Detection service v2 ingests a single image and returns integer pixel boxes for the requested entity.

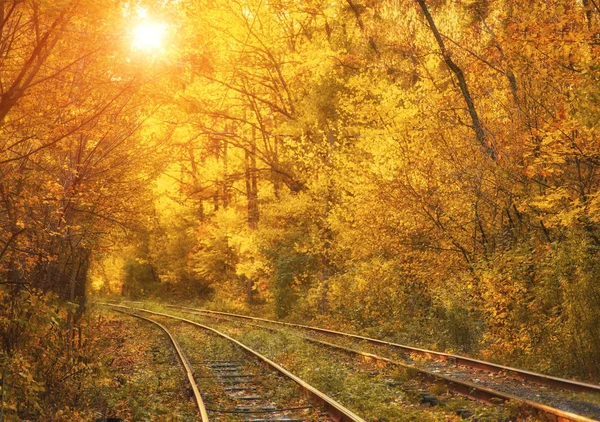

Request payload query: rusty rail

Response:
[106,304,366,422]
[168,305,600,395]
[107,306,209,422]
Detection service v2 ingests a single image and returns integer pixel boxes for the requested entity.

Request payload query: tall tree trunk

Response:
[244,128,260,304]
[415,0,496,161]
[222,134,229,208]
[319,129,335,314]
[245,150,255,229]
[272,135,281,199]
[212,135,220,211]
[250,129,259,228]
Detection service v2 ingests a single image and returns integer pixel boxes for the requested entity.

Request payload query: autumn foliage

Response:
[2,0,600,418]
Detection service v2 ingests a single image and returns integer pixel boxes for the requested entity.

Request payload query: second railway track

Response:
[159,303,600,422]
[167,306,600,394]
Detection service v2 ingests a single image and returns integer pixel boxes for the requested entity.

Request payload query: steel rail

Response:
[167,305,600,396]
[192,311,600,422]
[109,304,367,422]
[107,306,209,422]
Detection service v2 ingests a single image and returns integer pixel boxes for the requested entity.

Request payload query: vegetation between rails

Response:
[153,317,327,421]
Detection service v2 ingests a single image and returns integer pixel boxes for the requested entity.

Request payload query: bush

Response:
[0,287,105,421]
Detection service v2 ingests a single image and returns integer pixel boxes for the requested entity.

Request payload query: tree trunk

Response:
[222,134,229,208]
[415,0,496,161]
[272,136,281,199]
[319,129,335,314]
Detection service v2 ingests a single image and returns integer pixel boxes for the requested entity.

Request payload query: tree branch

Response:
[415,0,496,161]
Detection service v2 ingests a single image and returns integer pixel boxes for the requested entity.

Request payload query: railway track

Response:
[110,308,210,421]
[162,304,600,422]
[102,303,366,422]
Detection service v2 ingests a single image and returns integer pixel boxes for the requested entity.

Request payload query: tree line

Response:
[123,0,600,378]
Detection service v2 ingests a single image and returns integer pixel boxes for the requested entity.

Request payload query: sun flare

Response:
[132,20,167,51]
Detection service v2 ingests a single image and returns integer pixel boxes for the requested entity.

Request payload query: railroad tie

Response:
[225,386,257,392]
[455,409,473,419]
[207,363,243,368]
[208,405,311,414]
[237,396,261,400]
[209,364,242,367]
[243,419,305,422]
[420,394,439,406]
[198,373,255,378]
[214,379,255,384]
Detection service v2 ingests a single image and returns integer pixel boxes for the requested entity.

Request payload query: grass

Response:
[91,311,198,421]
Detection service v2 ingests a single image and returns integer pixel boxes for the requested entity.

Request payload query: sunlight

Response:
[132,19,167,51]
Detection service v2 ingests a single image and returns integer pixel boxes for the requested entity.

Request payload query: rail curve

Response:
[105,304,366,422]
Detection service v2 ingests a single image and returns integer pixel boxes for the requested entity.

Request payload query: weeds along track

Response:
[165,304,600,422]
[103,304,365,422]
[109,308,209,421]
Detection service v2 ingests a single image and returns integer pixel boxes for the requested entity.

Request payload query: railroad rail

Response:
[164,304,600,422]
[111,308,209,421]
[102,303,366,422]
[168,305,600,395]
